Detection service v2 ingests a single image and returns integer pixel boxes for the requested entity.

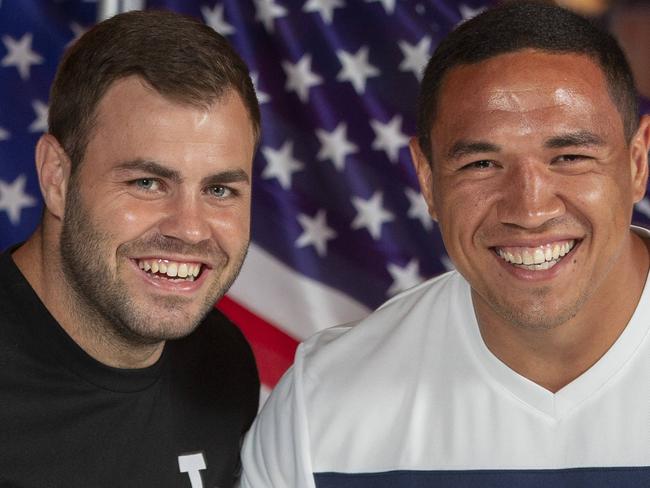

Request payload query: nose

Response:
[496,162,565,229]
[158,192,212,245]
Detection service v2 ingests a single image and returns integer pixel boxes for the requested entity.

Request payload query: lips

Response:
[494,239,577,271]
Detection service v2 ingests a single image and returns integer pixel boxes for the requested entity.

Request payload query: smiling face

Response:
[412,50,648,331]
[59,77,255,343]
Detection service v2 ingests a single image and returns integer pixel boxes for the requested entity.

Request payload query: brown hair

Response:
[48,9,260,172]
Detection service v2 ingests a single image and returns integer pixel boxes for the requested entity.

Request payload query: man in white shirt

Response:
[242,2,650,486]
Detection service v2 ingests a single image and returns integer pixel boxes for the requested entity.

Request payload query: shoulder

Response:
[244,270,472,479]
[299,270,466,370]
[287,270,469,405]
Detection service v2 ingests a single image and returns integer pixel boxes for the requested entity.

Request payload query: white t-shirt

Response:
[242,230,650,487]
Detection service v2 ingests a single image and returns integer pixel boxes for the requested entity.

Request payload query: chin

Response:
[112,300,211,344]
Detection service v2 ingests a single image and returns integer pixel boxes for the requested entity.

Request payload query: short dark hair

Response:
[49,9,260,172]
[416,1,639,161]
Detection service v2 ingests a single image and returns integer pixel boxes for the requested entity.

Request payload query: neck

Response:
[12,224,164,369]
[473,230,650,393]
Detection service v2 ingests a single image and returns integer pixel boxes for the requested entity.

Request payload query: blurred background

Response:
[1,0,648,399]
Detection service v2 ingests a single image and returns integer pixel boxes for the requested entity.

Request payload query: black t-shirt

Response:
[0,250,259,487]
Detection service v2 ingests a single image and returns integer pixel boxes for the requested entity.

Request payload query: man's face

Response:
[59,77,255,343]
[413,50,647,330]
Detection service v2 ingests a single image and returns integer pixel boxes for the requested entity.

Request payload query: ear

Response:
[630,115,650,203]
[409,136,438,222]
[35,134,71,220]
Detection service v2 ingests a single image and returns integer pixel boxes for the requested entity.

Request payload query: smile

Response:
[136,258,203,281]
[494,240,576,271]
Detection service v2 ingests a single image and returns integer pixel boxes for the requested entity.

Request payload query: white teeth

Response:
[136,259,203,281]
[522,252,534,265]
[496,240,576,270]
[552,245,560,260]
[544,247,553,262]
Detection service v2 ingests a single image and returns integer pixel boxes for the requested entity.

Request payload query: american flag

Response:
[2,0,649,401]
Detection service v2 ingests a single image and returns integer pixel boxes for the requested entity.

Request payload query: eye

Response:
[553,154,591,164]
[460,160,496,170]
[208,185,235,198]
[133,178,161,191]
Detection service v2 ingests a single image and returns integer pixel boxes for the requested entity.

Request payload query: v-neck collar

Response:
[458,227,650,420]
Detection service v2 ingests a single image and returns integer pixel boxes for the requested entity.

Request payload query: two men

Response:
[242,2,650,486]
[1,10,259,487]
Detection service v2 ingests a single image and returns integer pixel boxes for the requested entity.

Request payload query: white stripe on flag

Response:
[228,243,371,340]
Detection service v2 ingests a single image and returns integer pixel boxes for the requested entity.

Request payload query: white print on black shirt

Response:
[178,452,207,488]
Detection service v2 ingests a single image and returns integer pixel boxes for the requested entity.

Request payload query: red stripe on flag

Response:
[217,296,299,387]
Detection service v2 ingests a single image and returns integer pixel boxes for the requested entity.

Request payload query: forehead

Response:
[431,50,624,143]
[83,76,255,171]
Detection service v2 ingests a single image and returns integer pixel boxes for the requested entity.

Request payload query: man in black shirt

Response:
[0,10,260,487]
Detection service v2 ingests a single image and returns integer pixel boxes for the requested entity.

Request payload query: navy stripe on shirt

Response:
[314,466,650,487]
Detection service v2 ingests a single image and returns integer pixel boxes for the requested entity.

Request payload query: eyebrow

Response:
[115,160,181,182]
[114,159,250,186]
[201,169,250,187]
[544,131,605,149]
[447,140,501,160]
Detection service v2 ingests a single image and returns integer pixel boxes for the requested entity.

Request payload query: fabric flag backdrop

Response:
[1,0,649,401]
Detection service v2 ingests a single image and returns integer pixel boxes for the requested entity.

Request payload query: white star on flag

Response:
[1,33,44,81]
[351,191,394,240]
[282,54,323,103]
[251,72,271,104]
[254,0,288,32]
[399,36,431,81]
[0,127,9,141]
[201,3,235,35]
[303,0,345,24]
[261,141,304,190]
[28,100,48,133]
[387,259,424,296]
[68,22,88,46]
[296,209,337,257]
[316,122,358,171]
[405,187,433,230]
[0,175,37,225]
[459,3,486,21]
[365,0,396,14]
[336,46,380,95]
[370,115,409,163]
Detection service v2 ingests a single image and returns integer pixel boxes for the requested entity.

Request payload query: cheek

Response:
[208,206,251,245]
[436,181,494,234]
[94,199,163,241]
[568,174,632,225]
